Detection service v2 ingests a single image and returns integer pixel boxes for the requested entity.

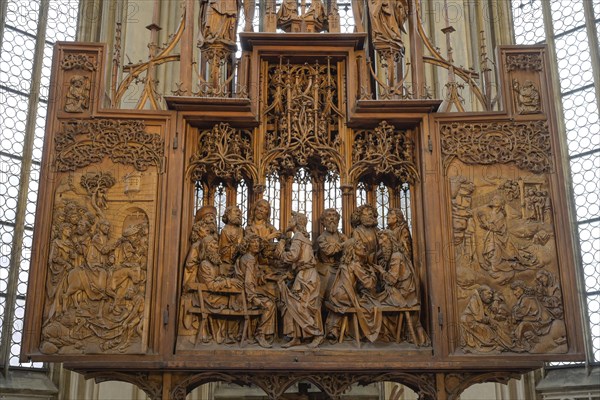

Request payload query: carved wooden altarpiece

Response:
[22,1,584,399]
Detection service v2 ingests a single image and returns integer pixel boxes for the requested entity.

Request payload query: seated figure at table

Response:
[375,230,429,346]
[326,238,381,343]
[197,236,243,344]
[237,234,276,348]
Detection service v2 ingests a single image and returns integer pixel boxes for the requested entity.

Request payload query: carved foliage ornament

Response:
[505,53,543,72]
[189,122,256,183]
[351,121,419,184]
[61,54,97,71]
[54,119,164,172]
[440,120,552,174]
[263,61,344,176]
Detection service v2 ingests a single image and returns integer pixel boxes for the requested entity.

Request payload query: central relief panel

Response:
[174,54,430,355]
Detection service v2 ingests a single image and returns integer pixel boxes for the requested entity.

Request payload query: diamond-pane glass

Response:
[236,179,249,227]
[376,183,389,230]
[291,168,313,237]
[265,173,281,231]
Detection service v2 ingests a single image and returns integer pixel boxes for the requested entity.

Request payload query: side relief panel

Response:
[40,119,164,355]
[441,120,567,355]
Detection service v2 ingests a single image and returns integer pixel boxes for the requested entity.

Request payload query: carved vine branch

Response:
[54,119,164,172]
[440,120,552,174]
[350,121,419,185]
[188,122,256,183]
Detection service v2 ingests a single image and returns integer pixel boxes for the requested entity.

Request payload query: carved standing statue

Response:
[198,0,242,47]
[277,0,299,30]
[276,211,324,348]
[315,208,347,300]
[368,0,409,50]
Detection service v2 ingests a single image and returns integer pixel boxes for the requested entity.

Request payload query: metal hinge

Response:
[437,307,443,327]
[163,306,169,325]
[173,132,179,149]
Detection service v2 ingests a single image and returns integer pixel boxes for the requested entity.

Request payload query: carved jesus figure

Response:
[219,205,244,274]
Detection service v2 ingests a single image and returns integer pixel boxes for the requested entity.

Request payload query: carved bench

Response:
[188,282,262,347]
[325,301,421,348]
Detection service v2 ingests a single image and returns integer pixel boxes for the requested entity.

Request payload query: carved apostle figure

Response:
[277,0,299,26]
[237,234,276,348]
[304,0,327,31]
[198,0,241,47]
[179,221,205,335]
[376,230,429,345]
[510,280,554,351]
[368,0,408,49]
[46,223,77,319]
[197,236,243,344]
[460,285,512,353]
[315,208,347,300]
[351,204,379,264]
[387,208,412,261]
[326,239,381,343]
[219,205,244,274]
[194,205,219,241]
[276,211,323,348]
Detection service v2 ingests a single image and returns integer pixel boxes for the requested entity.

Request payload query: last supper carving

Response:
[21,1,584,399]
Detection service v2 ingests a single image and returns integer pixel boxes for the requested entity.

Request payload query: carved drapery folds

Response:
[262,60,344,177]
[189,122,256,183]
[442,121,567,355]
[440,121,552,174]
[351,121,418,185]
[54,119,165,172]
